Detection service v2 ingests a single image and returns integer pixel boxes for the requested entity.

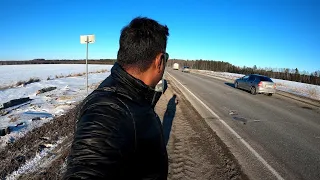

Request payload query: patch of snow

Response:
[5,137,65,180]
[0,117,52,149]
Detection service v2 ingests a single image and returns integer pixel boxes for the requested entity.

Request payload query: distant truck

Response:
[173,63,179,70]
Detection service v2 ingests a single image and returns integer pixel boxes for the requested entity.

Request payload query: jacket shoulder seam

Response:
[116,97,137,153]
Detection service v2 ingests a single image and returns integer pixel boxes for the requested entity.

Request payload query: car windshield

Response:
[259,76,273,82]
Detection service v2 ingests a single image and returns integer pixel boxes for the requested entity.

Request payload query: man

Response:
[63,17,170,179]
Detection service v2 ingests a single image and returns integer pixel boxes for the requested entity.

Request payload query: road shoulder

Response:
[156,77,248,180]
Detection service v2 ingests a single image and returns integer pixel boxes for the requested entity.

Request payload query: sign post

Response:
[80,35,95,94]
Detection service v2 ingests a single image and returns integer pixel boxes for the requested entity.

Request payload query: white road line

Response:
[167,72,285,180]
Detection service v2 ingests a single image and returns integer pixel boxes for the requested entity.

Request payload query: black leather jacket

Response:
[63,63,168,180]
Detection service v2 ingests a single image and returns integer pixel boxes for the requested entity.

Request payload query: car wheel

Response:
[235,82,238,89]
[268,93,273,96]
[250,86,257,95]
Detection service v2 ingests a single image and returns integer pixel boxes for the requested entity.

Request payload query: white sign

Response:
[80,35,95,44]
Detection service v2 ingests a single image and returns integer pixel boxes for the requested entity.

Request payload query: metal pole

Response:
[86,37,89,94]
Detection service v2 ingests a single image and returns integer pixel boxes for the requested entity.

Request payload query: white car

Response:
[182,66,190,73]
[234,74,276,96]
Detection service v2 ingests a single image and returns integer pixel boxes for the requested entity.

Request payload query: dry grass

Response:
[53,69,108,80]
[276,83,285,87]
[16,81,24,86]
[307,85,318,99]
[89,81,103,89]
[94,69,108,73]
[0,85,12,90]
[74,72,85,77]
[16,78,40,87]
[9,116,19,123]
[55,75,65,79]
[1,78,40,90]
[57,96,73,100]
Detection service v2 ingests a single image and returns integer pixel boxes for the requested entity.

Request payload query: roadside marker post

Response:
[80,34,95,94]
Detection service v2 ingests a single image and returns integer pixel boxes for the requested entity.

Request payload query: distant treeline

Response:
[1,58,319,85]
[0,59,116,65]
[168,59,320,85]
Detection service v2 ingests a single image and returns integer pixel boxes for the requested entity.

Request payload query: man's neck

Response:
[126,68,154,88]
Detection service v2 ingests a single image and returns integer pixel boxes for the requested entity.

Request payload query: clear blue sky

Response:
[1,0,319,73]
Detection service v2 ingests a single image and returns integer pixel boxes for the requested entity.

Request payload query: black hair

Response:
[117,17,169,72]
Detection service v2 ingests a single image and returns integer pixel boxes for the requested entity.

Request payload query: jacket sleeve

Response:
[63,102,135,179]
[151,79,168,108]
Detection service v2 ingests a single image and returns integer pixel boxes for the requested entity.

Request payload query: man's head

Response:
[117,17,169,88]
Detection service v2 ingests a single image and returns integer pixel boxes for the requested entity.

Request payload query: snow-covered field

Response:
[0,64,112,148]
[0,64,109,88]
[196,70,320,101]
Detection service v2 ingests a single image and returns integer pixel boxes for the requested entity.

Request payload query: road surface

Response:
[167,69,320,180]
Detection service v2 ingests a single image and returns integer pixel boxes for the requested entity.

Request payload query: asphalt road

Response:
[167,69,320,180]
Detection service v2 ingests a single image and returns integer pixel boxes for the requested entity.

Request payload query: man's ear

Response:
[154,53,163,73]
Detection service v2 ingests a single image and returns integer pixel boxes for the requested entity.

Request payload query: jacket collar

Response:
[110,62,156,105]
